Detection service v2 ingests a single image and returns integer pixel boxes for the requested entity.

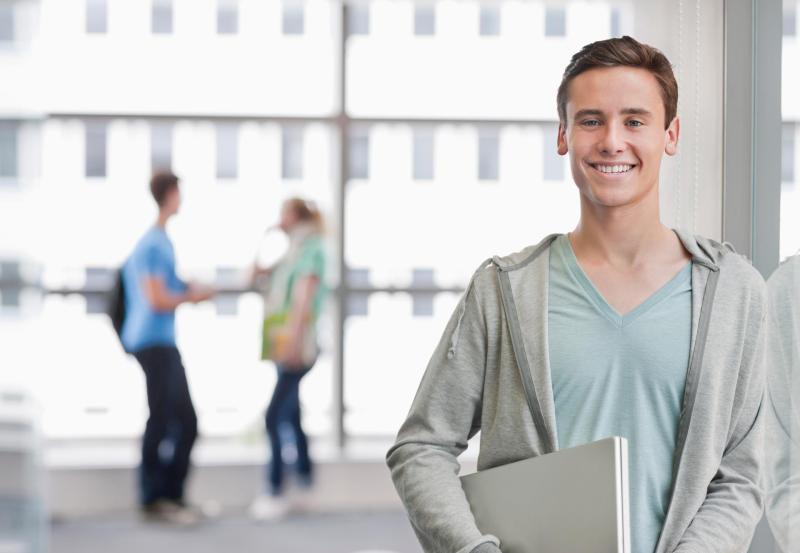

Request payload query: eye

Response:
[581,119,601,127]
[627,120,644,127]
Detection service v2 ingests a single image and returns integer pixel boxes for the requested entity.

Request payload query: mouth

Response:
[587,162,637,175]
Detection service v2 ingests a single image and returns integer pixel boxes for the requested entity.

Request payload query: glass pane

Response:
[414,4,435,36]
[610,8,621,37]
[347,2,623,119]
[785,3,797,36]
[282,2,305,35]
[1,288,21,308]
[150,121,172,173]
[1,120,338,441]
[347,3,370,36]
[152,0,173,34]
[344,292,460,436]
[478,128,499,181]
[0,122,17,179]
[215,123,238,179]
[217,1,238,34]
[480,4,501,36]
[80,3,337,117]
[782,4,800,257]
[85,121,106,178]
[0,4,13,42]
[412,128,434,180]
[544,6,567,37]
[783,123,796,183]
[347,268,371,287]
[345,122,580,291]
[542,123,564,181]
[349,131,369,180]
[281,126,304,180]
[2,294,334,440]
[86,0,107,34]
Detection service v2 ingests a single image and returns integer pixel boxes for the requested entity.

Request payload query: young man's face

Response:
[557,66,679,209]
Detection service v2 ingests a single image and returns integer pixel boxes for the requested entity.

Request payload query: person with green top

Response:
[249,197,327,521]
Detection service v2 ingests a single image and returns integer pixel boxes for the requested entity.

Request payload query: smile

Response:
[589,163,636,174]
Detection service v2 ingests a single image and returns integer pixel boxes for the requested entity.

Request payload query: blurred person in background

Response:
[121,171,215,524]
[249,197,328,521]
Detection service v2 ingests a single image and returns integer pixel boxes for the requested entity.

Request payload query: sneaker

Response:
[295,471,314,489]
[289,484,317,514]
[140,499,201,526]
[167,499,221,520]
[249,494,290,522]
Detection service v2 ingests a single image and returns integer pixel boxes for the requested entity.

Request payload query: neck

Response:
[570,184,671,267]
[156,211,171,228]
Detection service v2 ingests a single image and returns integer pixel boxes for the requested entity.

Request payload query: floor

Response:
[50,509,422,553]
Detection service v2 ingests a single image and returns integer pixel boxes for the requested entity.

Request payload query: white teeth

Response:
[594,164,632,174]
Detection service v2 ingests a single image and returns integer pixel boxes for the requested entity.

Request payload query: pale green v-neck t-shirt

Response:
[548,234,692,553]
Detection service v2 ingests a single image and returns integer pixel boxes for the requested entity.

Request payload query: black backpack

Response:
[106,267,127,345]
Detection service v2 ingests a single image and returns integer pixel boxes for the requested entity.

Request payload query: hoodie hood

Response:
[448,229,732,360]
[490,229,729,273]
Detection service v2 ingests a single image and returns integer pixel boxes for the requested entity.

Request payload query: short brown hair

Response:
[557,36,678,129]
[150,171,179,207]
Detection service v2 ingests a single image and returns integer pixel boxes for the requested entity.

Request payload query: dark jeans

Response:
[266,364,312,495]
[133,345,198,506]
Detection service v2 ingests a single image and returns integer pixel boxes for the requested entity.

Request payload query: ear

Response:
[557,122,568,156]
[664,116,680,156]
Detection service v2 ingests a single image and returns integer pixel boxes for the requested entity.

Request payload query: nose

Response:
[598,122,626,155]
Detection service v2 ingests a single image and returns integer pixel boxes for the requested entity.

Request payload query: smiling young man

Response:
[387,37,767,553]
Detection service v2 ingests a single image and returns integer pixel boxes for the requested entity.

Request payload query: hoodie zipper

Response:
[656,261,720,552]
[497,265,556,454]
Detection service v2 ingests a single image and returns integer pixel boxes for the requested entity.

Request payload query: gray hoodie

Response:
[386,231,767,553]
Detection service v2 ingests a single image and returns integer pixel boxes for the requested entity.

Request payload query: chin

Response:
[578,181,640,208]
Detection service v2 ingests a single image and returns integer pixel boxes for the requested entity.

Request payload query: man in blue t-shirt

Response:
[122,171,214,523]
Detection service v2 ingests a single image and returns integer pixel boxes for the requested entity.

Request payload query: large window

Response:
[0,0,726,449]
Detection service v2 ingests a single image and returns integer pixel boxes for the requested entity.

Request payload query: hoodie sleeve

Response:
[385,269,501,553]
[673,294,767,553]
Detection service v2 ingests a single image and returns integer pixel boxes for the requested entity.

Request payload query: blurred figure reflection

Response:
[765,252,800,553]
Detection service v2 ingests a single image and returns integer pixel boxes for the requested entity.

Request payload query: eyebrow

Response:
[573,108,654,119]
